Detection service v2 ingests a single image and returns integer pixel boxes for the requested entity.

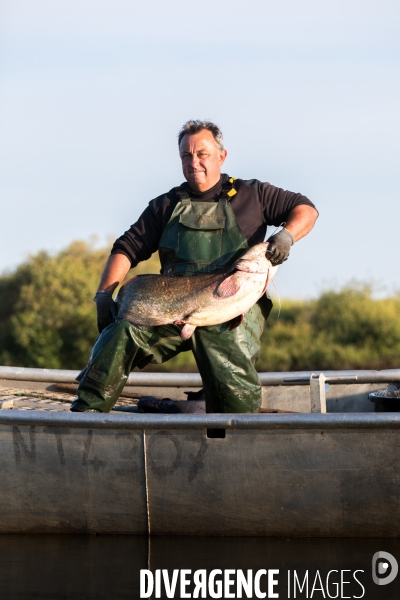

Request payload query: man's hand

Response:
[94,291,118,333]
[94,253,131,332]
[266,229,294,265]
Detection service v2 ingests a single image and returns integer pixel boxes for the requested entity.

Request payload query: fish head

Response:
[233,243,274,275]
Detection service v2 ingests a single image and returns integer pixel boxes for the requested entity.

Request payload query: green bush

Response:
[0,242,106,368]
[258,286,400,371]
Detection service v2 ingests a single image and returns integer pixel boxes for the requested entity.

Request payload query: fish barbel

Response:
[117,242,277,340]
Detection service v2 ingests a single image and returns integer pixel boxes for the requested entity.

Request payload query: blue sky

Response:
[1,0,399,298]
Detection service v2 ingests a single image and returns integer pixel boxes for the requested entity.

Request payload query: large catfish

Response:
[117,242,277,340]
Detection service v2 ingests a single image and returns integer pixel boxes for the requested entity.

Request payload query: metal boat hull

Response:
[1,410,399,537]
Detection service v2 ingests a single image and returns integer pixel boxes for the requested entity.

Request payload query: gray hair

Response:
[177,120,224,150]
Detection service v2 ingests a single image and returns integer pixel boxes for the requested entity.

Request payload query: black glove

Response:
[266,229,294,265]
[94,291,118,333]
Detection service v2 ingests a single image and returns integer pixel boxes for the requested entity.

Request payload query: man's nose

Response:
[190,154,200,168]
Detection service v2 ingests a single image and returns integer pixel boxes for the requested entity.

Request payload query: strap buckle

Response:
[222,176,237,199]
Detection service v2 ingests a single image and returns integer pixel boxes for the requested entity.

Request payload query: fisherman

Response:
[71,120,318,413]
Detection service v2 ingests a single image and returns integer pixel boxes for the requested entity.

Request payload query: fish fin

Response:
[215,275,240,298]
[228,314,244,330]
[180,323,197,340]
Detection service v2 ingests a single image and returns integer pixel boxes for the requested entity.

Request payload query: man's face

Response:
[179,130,227,192]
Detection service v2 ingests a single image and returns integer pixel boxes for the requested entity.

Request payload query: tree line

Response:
[0,241,399,372]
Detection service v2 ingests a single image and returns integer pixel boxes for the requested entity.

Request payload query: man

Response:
[71,120,318,414]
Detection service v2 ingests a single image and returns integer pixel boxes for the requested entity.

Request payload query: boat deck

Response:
[0,387,138,412]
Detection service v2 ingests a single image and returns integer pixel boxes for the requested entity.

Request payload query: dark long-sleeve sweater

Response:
[111,174,316,267]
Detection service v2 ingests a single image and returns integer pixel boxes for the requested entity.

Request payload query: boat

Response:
[0,366,399,537]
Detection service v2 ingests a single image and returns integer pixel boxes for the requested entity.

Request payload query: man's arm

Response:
[93,190,176,332]
[283,204,319,242]
[267,204,318,265]
[97,253,132,293]
[94,253,132,332]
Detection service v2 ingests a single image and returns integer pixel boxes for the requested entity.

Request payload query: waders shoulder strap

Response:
[222,176,238,199]
[174,183,191,204]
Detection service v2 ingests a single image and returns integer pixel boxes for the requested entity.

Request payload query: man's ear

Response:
[219,149,228,165]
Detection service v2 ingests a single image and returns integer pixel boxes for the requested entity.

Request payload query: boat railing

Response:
[1,366,400,413]
[1,365,400,385]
